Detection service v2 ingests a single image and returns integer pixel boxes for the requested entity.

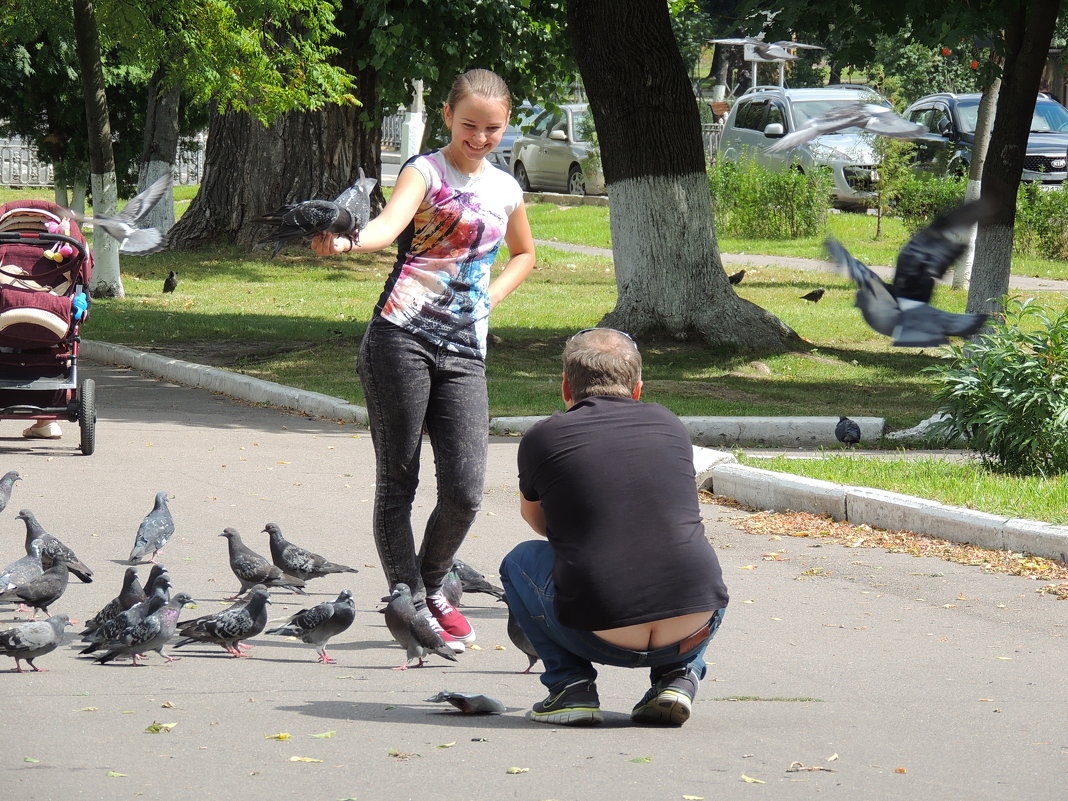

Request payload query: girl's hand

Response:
[311,232,349,256]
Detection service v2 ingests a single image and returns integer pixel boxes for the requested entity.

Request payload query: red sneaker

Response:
[424,610,465,654]
[427,592,476,643]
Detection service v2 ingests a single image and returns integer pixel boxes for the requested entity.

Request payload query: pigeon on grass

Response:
[800,287,826,303]
[728,269,746,285]
[0,614,71,672]
[263,523,359,582]
[129,492,176,564]
[174,585,271,656]
[767,103,926,153]
[17,509,93,583]
[383,583,458,670]
[266,589,355,664]
[0,470,21,513]
[0,561,69,619]
[66,174,170,255]
[220,528,307,599]
[162,270,178,293]
[835,416,862,447]
[93,593,195,666]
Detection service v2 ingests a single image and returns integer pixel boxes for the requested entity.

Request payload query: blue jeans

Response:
[500,539,725,691]
[358,318,488,603]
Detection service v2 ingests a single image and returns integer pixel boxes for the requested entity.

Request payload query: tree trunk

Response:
[567,0,799,349]
[72,0,122,297]
[955,77,1000,290]
[139,69,182,233]
[969,0,1061,314]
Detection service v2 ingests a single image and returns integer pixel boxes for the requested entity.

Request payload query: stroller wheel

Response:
[78,378,96,455]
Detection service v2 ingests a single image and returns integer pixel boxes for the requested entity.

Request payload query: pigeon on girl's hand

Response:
[265,589,355,664]
[17,509,93,583]
[767,103,926,153]
[129,491,175,564]
[174,585,271,656]
[0,614,71,672]
[835,416,862,447]
[0,470,21,513]
[67,174,170,255]
[263,523,358,582]
[220,528,306,599]
[383,583,458,670]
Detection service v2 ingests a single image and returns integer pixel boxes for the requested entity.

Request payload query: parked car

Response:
[903,92,1068,186]
[717,85,891,208]
[510,103,606,195]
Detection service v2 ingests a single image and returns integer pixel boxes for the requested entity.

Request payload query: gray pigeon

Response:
[835,416,862,446]
[263,523,359,582]
[766,103,927,153]
[503,596,540,674]
[220,528,307,599]
[93,592,195,666]
[425,691,506,714]
[174,585,271,656]
[129,491,175,564]
[442,568,463,607]
[710,36,823,62]
[266,589,355,664]
[81,567,146,638]
[253,168,377,257]
[452,559,505,600]
[143,564,170,597]
[0,470,21,513]
[17,509,93,583]
[0,560,69,619]
[0,613,71,672]
[80,575,172,651]
[67,174,170,255]
[0,537,44,594]
[162,270,178,293]
[383,582,458,670]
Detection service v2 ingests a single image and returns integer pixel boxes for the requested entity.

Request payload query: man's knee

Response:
[501,539,550,580]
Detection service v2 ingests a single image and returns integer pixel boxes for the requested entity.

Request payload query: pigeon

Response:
[451,559,505,601]
[253,168,377,257]
[800,287,826,303]
[162,270,178,293]
[0,537,44,594]
[0,560,69,619]
[711,36,823,62]
[143,564,170,598]
[425,691,506,714]
[0,614,72,672]
[442,568,463,607]
[66,174,170,255]
[80,575,172,650]
[129,491,175,564]
[835,416,862,447]
[263,523,359,582]
[17,509,93,583]
[766,103,927,153]
[174,585,271,656]
[93,592,195,665]
[728,269,746,285]
[382,582,458,670]
[0,470,21,513]
[219,528,307,599]
[265,589,355,664]
[503,596,540,674]
[80,566,146,637]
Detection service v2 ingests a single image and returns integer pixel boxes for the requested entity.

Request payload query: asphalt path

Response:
[0,360,1064,800]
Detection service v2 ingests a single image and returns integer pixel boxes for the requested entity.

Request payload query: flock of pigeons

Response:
[0,471,532,674]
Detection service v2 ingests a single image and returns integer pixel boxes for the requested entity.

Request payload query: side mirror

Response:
[763,122,785,138]
[937,119,954,137]
[549,129,568,142]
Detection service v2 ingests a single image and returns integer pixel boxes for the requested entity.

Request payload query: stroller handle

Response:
[0,231,89,262]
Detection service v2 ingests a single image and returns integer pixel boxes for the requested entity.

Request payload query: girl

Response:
[312,68,534,651]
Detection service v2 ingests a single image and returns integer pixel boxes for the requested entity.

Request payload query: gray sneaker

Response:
[630,668,698,726]
[529,678,603,726]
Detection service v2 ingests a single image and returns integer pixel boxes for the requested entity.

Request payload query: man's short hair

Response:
[562,328,642,401]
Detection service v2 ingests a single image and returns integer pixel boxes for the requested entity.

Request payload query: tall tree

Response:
[567,0,799,348]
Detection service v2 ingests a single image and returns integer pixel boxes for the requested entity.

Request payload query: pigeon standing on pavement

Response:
[174,585,271,656]
[266,589,355,664]
[800,287,826,303]
[219,528,307,599]
[80,567,146,638]
[0,470,21,513]
[80,575,172,651]
[129,491,175,564]
[835,416,862,447]
[503,596,540,674]
[442,567,463,607]
[451,559,505,601]
[254,168,377,257]
[0,537,44,594]
[263,523,359,582]
[162,270,178,293]
[0,614,72,672]
[66,174,171,255]
[93,592,195,666]
[728,269,746,285]
[17,509,93,583]
[383,582,458,670]
[766,103,927,153]
[0,561,69,619]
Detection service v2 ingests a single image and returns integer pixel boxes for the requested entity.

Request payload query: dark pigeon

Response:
[0,613,71,672]
[129,491,175,564]
[17,509,93,583]
[425,691,506,714]
[81,575,172,651]
[93,592,195,666]
[383,582,458,670]
[80,567,146,638]
[220,528,307,599]
[766,102,926,153]
[503,595,540,674]
[728,269,746,285]
[835,416,862,447]
[174,585,271,656]
[143,564,170,598]
[442,568,463,607]
[0,470,21,513]
[67,174,170,255]
[1,537,44,593]
[452,559,505,600]
[253,168,376,257]
[800,287,826,303]
[0,561,69,619]
[263,523,359,582]
[266,589,355,664]
[162,270,178,293]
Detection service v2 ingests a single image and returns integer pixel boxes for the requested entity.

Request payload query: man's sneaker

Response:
[427,592,476,643]
[529,679,603,726]
[630,668,699,726]
[423,610,465,654]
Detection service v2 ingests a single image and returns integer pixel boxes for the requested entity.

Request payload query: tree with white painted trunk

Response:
[567,0,800,348]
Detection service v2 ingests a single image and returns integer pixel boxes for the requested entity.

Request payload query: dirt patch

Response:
[139,341,316,367]
[643,379,768,404]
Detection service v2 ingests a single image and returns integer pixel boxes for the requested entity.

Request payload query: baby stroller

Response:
[0,199,96,455]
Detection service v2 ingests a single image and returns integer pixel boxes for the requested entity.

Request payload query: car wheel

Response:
[514,161,531,191]
[567,165,586,195]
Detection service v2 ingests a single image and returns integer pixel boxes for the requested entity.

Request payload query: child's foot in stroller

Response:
[23,421,61,439]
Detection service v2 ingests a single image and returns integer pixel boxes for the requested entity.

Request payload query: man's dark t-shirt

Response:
[517,395,729,630]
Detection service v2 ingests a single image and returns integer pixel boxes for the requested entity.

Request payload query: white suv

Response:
[717,85,890,208]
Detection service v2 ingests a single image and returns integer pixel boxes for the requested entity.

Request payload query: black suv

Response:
[903,93,1068,186]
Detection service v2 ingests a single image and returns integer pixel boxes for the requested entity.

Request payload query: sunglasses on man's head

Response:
[571,327,638,347]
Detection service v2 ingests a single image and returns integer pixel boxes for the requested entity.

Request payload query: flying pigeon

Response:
[0,470,21,513]
[81,575,172,651]
[766,103,927,153]
[17,509,93,583]
[66,174,170,255]
[265,589,355,664]
[162,270,178,293]
[383,582,458,670]
[253,168,377,257]
[0,614,72,672]
[80,567,146,638]
[93,592,195,666]
[263,523,359,582]
[711,36,823,62]
[835,416,862,446]
[425,691,506,714]
[129,491,175,564]
[451,559,505,601]
[1,537,44,595]
[825,200,992,347]
[0,560,69,619]
[219,528,307,599]
[800,287,826,303]
[503,596,540,674]
[728,269,746,285]
[174,585,271,656]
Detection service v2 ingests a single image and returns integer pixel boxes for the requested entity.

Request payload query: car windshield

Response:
[791,98,884,130]
[955,97,1068,134]
[572,109,593,142]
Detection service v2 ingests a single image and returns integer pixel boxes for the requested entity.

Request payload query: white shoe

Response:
[23,421,62,439]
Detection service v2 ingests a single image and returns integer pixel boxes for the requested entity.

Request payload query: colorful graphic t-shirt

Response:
[374,151,522,359]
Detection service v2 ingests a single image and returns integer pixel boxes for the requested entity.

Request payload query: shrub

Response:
[708,155,831,239]
[1013,181,1068,260]
[926,297,1068,476]
[893,172,967,233]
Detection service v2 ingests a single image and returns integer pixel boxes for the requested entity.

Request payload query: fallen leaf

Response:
[437,742,456,749]
[787,761,835,773]
[629,756,653,763]
[506,767,530,774]
[311,731,336,739]
[289,756,323,763]
[741,774,765,783]
[683,796,705,800]
[266,732,292,740]
[996,656,1013,661]
[827,753,839,761]
[24,757,40,764]
[161,701,177,709]
[144,722,178,734]
[79,707,97,712]
[494,644,506,650]
[895,767,907,774]
[107,771,127,778]
[467,644,482,650]
[739,565,758,570]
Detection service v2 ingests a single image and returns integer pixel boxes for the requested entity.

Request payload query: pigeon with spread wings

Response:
[767,103,927,153]
[67,174,171,255]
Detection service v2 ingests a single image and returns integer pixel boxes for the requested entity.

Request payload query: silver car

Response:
[717,85,890,208]
[510,103,606,195]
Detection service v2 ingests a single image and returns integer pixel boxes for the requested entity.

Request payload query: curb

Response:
[82,340,1068,564]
